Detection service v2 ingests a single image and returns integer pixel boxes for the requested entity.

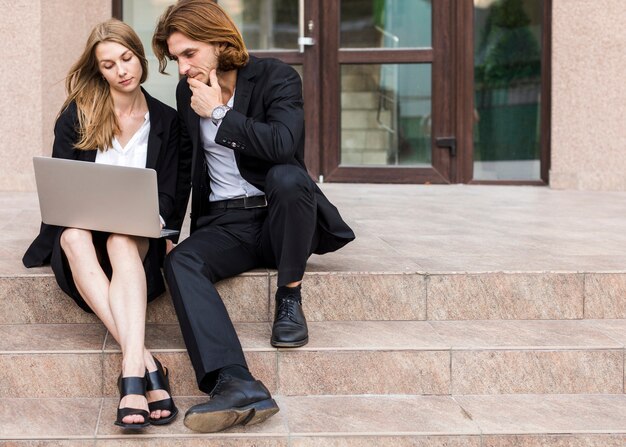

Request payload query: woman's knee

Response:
[60,228,92,255]
[106,233,141,258]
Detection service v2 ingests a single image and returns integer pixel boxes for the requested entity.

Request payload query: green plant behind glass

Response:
[475,0,540,88]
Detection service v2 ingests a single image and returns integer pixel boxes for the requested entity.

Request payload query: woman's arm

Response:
[22,104,81,267]
[52,102,81,160]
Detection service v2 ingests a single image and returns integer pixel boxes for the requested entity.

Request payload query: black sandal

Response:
[114,376,150,429]
[145,357,179,425]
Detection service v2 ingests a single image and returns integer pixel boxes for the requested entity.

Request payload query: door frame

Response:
[319,0,454,184]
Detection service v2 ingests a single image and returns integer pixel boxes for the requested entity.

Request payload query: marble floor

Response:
[3,184,625,276]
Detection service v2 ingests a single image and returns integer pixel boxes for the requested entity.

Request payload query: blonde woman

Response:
[23,19,179,430]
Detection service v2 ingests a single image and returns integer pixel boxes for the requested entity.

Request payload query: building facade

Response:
[2,0,625,191]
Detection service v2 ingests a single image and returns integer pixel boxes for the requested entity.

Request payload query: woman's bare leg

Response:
[106,233,150,425]
[61,230,169,423]
[60,229,120,336]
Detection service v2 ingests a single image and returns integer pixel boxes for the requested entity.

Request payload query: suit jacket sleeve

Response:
[216,63,304,164]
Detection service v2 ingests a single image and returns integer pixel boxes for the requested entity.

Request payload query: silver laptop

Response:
[33,157,179,238]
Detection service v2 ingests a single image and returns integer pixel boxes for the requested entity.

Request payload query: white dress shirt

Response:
[200,93,263,201]
[95,112,150,168]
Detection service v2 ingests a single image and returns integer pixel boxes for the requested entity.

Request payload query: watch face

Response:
[212,106,227,120]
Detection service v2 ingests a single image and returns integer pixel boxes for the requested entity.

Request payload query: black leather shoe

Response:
[183,374,279,433]
[271,295,309,347]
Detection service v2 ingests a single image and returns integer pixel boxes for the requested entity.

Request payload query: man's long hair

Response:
[152,0,249,74]
[62,19,148,151]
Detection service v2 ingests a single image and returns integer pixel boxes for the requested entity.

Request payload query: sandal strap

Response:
[119,376,146,397]
[145,357,170,392]
[148,397,175,412]
[117,407,149,420]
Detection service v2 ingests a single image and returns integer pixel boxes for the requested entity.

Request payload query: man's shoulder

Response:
[245,55,298,79]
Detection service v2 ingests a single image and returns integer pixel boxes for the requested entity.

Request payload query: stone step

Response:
[340,151,389,166]
[341,91,379,110]
[2,394,626,443]
[342,128,391,151]
[2,271,625,324]
[341,109,392,130]
[1,320,624,399]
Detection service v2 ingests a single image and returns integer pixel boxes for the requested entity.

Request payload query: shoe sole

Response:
[113,420,151,430]
[270,336,309,348]
[184,398,279,433]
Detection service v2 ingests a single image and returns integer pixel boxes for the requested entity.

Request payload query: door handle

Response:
[435,137,457,157]
[298,37,315,47]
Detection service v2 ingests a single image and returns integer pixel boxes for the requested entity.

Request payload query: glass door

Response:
[321,0,454,183]
[471,0,549,183]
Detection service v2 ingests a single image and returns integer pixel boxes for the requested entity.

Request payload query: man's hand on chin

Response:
[188,69,222,118]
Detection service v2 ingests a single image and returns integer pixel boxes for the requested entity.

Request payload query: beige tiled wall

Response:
[0,1,110,191]
[550,0,626,190]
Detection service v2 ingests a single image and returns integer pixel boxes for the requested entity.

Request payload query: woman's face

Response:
[95,41,143,94]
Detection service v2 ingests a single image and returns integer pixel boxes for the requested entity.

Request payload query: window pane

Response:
[124,0,178,108]
[341,0,432,49]
[473,0,543,180]
[341,64,432,166]
[223,0,299,50]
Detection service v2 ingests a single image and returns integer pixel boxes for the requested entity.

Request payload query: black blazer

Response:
[23,89,180,267]
[173,56,354,253]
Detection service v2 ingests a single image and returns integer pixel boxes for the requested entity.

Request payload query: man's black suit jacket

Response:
[23,89,180,267]
[173,55,354,254]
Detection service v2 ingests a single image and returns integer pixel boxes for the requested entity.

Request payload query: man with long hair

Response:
[153,0,354,433]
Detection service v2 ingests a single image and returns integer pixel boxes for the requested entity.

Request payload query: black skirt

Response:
[49,228,166,313]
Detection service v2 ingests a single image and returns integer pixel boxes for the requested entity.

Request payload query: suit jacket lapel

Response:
[234,57,256,115]
[188,106,201,176]
[144,90,162,169]
[231,58,256,164]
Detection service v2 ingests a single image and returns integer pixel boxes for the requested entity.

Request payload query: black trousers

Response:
[164,165,319,392]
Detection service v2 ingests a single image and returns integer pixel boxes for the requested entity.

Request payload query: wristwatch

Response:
[211,105,231,124]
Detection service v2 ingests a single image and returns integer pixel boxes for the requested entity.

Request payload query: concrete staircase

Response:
[1,185,626,445]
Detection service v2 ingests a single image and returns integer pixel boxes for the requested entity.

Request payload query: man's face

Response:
[167,32,220,85]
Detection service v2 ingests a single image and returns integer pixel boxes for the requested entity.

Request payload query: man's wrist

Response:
[211,104,231,124]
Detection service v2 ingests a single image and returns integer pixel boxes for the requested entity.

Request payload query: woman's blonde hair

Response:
[61,19,148,151]
[152,0,249,74]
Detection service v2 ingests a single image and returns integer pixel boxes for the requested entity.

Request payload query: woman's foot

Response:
[119,393,149,425]
[147,387,172,420]
[144,355,179,425]
[115,375,150,429]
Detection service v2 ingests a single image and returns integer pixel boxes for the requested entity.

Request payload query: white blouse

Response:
[94,112,164,225]
[95,112,150,168]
